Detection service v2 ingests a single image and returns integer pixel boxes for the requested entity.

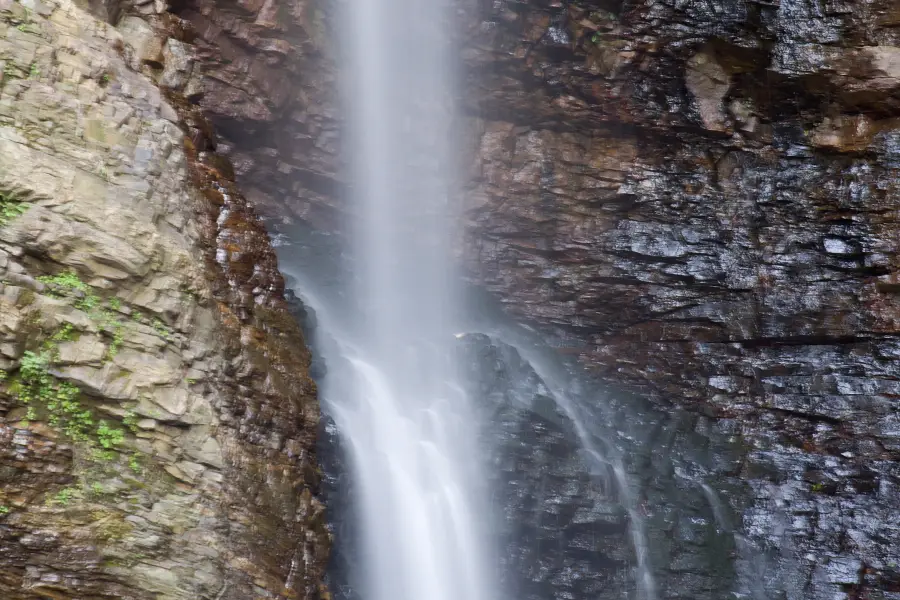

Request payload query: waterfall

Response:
[313,0,497,599]
[274,1,698,598]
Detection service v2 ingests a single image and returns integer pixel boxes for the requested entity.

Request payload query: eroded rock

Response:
[0,1,327,599]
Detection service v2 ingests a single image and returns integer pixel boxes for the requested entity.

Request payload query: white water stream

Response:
[325,0,496,599]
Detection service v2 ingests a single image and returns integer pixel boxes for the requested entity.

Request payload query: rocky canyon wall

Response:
[459,1,900,597]
[9,0,896,597]
[172,0,900,598]
[0,0,328,597]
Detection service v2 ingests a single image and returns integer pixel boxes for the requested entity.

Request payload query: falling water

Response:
[473,327,659,600]
[325,0,496,599]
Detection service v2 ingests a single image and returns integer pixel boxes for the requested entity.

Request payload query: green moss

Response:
[38,270,90,294]
[48,486,77,506]
[36,272,126,360]
[152,318,172,341]
[0,194,29,227]
[94,513,133,541]
[0,505,9,515]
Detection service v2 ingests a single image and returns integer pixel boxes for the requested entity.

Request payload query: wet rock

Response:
[0,1,327,599]
[159,38,193,90]
[685,50,730,132]
[175,0,900,597]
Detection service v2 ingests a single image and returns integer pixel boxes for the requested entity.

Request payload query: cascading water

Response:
[274,1,763,599]
[314,0,497,599]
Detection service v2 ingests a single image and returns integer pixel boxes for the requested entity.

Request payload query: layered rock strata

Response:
[459,2,900,597]
[0,0,328,597]
[154,0,900,597]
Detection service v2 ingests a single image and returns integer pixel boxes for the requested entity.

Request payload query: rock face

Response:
[139,0,900,598]
[0,0,328,598]
[168,0,341,230]
[458,2,900,598]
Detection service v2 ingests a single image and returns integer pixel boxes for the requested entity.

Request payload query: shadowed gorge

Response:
[0,0,899,598]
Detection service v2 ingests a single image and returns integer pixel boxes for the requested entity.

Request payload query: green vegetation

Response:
[95,161,110,181]
[12,325,140,502]
[38,271,126,359]
[0,505,9,515]
[11,309,126,450]
[97,419,125,449]
[0,194,29,227]
[39,270,91,294]
[123,408,138,429]
[8,271,169,506]
[152,318,172,341]
[28,62,39,78]
[128,454,142,474]
[48,487,77,506]
[18,347,92,440]
[38,270,99,312]
[97,308,125,359]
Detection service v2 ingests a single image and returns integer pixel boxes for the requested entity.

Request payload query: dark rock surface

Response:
[457,2,900,597]
[170,0,343,229]
[178,0,900,598]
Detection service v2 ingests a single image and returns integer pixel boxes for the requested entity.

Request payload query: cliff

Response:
[0,0,328,597]
[2,0,899,598]
[168,0,900,598]
[459,1,900,597]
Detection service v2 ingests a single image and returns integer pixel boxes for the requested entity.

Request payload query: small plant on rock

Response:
[152,318,172,341]
[48,487,77,506]
[38,270,89,293]
[38,273,125,350]
[128,454,142,474]
[0,194,28,227]
[97,419,125,450]
[19,348,92,441]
